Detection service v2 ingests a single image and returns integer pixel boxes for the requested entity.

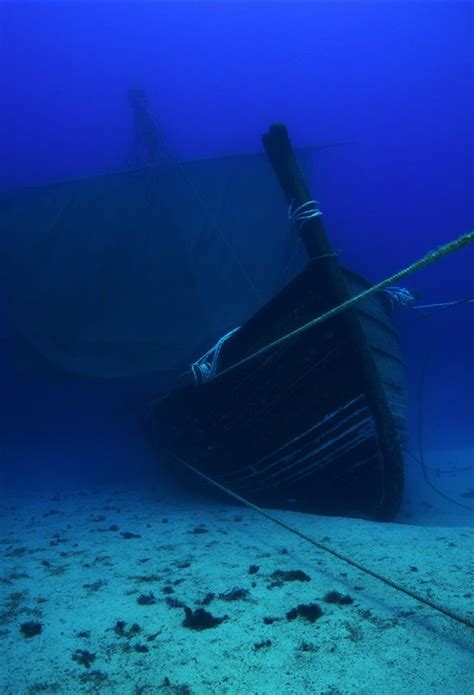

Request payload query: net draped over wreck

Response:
[0,151,311,378]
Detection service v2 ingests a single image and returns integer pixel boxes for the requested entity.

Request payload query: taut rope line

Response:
[176,455,474,630]
[214,230,474,381]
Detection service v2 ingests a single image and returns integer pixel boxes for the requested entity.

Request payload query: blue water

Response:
[1,5,473,519]
[1,4,473,693]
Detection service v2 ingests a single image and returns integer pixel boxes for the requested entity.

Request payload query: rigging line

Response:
[409,295,474,319]
[164,153,263,304]
[277,230,305,286]
[415,348,474,513]
[401,299,474,326]
[212,230,474,382]
[174,455,474,630]
[406,452,474,512]
[406,451,474,475]
[411,297,474,311]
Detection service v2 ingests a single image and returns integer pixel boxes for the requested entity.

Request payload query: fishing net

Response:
[0,151,310,378]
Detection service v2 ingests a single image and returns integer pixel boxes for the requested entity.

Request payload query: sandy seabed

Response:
[0,487,473,695]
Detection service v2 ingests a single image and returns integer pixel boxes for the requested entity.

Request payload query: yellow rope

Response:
[216,230,474,380]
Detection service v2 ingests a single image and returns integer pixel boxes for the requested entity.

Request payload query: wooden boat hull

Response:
[149,263,406,521]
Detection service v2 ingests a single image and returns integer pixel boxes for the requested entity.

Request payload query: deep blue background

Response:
[1,2,473,519]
